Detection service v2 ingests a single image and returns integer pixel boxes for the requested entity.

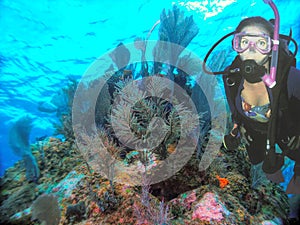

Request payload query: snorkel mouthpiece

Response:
[261,0,280,88]
[262,66,277,88]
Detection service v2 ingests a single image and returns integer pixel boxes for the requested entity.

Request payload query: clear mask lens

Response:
[233,32,272,54]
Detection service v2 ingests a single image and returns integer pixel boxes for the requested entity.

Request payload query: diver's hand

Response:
[223,134,240,150]
[287,136,300,150]
[223,125,240,150]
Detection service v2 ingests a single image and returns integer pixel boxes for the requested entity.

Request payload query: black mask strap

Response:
[203,31,235,75]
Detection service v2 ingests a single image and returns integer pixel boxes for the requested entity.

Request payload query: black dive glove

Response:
[223,126,241,150]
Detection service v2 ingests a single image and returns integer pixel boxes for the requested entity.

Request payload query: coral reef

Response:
[0,135,293,225]
[0,137,83,224]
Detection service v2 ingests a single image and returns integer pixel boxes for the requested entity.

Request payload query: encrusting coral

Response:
[216,175,229,189]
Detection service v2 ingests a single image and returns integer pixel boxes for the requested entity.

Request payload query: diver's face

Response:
[237,26,270,65]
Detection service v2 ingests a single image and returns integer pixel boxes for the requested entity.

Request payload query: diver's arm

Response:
[287,66,300,147]
[287,66,300,99]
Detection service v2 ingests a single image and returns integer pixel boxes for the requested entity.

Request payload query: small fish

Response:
[37,101,57,113]
[36,135,47,142]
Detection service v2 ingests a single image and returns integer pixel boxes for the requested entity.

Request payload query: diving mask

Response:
[233,32,272,54]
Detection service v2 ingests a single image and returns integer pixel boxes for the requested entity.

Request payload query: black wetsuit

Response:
[223,55,300,177]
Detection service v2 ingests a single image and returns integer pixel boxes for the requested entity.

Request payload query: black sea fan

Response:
[109,42,130,70]
[159,5,199,47]
[158,5,199,65]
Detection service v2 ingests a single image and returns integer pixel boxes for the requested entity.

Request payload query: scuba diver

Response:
[203,0,300,194]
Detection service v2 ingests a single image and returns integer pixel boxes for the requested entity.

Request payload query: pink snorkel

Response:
[261,0,280,88]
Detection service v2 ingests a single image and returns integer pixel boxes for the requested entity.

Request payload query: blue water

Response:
[1,0,300,176]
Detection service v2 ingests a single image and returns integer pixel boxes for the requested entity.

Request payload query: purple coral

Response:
[31,194,60,225]
[192,192,229,222]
